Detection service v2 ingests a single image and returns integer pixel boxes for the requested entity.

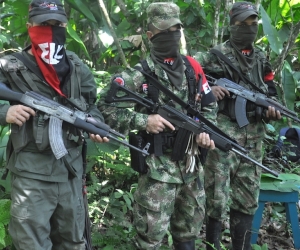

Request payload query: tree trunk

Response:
[97,0,128,67]
[212,0,222,46]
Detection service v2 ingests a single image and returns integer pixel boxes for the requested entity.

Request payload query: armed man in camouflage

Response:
[98,2,217,249]
[193,2,281,250]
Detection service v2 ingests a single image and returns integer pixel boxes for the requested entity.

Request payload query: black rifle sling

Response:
[139,60,163,156]
[140,60,160,103]
[181,56,196,108]
[134,65,235,143]
[140,56,196,106]
[210,48,265,94]
[12,52,46,91]
[138,58,193,161]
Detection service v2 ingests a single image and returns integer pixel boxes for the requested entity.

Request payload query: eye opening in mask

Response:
[39,21,66,27]
[236,22,258,26]
[160,24,182,33]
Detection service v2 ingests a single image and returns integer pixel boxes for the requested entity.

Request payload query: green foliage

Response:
[0,0,300,249]
[0,199,12,249]
[252,244,269,250]
[87,152,138,249]
[260,6,283,55]
[260,173,300,192]
[281,62,298,111]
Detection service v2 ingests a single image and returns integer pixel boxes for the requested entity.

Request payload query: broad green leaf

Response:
[260,6,282,54]
[185,13,196,26]
[266,0,280,21]
[67,0,97,23]
[0,34,9,45]
[260,173,300,192]
[260,179,300,192]
[114,192,123,199]
[116,19,131,35]
[265,123,275,133]
[86,139,119,155]
[282,62,296,110]
[278,173,300,181]
[0,226,6,248]
[252,245,262,250]
[116,189,124,195]
[123,195,133,210]
[0,199,11,224]
[66,21,89,58]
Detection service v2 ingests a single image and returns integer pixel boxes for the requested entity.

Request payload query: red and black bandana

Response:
[28,25,70,96]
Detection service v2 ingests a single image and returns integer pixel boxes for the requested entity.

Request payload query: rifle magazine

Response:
[49,116,68,159]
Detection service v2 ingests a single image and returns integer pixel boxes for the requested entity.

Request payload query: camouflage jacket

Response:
[98,55,217,184]
[194,40,273,94]
[193,40,274,143]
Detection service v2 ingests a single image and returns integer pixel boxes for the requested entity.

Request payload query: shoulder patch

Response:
[114,76,125,86]
[202,81,211,94]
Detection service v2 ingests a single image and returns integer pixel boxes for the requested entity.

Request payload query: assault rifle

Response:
[105,81,279,177]
[206,75,300,128]
[0,83,149,159]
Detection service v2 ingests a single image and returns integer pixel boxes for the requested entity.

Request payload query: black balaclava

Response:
[150,30,184,89]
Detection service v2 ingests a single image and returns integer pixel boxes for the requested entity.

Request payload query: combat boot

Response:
[205,216,222,250]
[173,239,195,250]
[230,209,254,250]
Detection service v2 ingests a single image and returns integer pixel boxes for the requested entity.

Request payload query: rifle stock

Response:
[105,81,279,177]
[0,82,149,157]
[206,75,300,128]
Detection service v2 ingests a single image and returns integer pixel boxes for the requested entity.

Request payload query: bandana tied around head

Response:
[28,25,70,96]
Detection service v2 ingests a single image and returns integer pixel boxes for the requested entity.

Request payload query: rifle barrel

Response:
[232,148,279,177]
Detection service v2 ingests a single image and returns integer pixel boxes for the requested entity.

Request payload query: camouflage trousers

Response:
[133,173,206,250]
[204,115,264,220]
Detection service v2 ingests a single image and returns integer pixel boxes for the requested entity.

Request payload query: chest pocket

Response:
[0,52,86,153]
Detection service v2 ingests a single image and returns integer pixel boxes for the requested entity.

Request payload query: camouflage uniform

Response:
[194,40,273,218]
[99,56,217,249]
[194,6,277,247]
[98,3,217,249]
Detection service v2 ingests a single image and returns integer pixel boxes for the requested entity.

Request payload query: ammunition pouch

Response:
[10,112,51,153]
[10,110,81,156]
[128,132,149,174]
[140,131,177,157]
[128,128,191,173]
[10,122,32,153]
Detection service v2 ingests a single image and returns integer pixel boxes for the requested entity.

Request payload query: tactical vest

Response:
[0,50,86,153]
[140,55,198,108]
[136,55,199,161]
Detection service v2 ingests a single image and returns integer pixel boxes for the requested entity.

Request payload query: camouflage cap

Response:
[147,2,182,31]
[229,1,258,25]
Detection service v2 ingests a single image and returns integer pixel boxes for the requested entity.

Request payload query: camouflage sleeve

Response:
[193,51,225,78]
[97,66,148,135]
